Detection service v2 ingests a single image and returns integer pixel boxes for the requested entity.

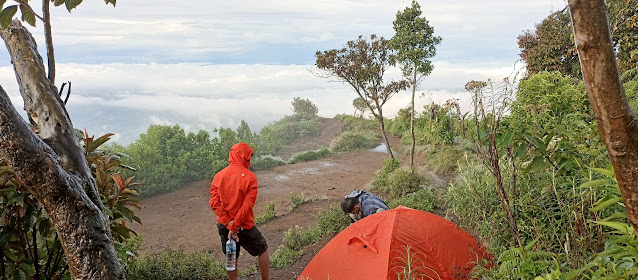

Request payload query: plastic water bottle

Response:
[225,239,236,271]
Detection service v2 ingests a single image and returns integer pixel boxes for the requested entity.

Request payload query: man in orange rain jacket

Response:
[210,142,269,280]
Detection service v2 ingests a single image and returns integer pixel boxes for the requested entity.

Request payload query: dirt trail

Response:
[131,118,421,279]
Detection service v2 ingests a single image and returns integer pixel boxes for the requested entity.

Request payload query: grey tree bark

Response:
[569,0,638,228]
[0,20,123,279]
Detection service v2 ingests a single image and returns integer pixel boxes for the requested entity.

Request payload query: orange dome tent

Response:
[298,206,490,280]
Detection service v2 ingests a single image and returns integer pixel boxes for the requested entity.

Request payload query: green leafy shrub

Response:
[270,205,349,269]
[290,192,316,209]
[386,167,428,199]
[258,115,323,155]
[424,141,474,175]
[314,205,350,236]
[250,155,287,171]
[126,247,225,280]
[120,125,223,197]
[537,167,638,279]
[297,120,322,137]
[330,129,380,152]
[371,158,401,190]
[288,148,331,164]
[335,113,379,131]
[282,226,322,251]
[388,188,436,212]
[269,246,303,269]
[480,239,556,279]
[255,202,276,225]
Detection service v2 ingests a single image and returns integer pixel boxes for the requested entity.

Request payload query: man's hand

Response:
[228,230,239,242]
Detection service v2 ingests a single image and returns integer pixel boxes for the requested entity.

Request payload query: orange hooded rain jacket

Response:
[209,142,258,232]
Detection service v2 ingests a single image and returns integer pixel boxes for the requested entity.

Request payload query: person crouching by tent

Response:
[341,190,389,223]
[210,143,270,280]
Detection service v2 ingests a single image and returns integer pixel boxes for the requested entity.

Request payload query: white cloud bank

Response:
[1,61,519,144]
[0,0,566,144]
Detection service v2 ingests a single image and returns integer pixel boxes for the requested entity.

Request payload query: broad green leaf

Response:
[514,142,528,158]
[0,5,17,29]
[19,263,35,277]
[591,220,633,234]
[579,179,612,189]
[19,4,35,27]
[52,0,65,7]
[0,1,6,11]
[524,238,539,251]
[65,0,83,12]
[88,133,114,153]
[590,196,623,212]
[16,269,26,280]
[529,156,546,171]
[104,0,116,6]
[601,211,628,221]
[533,136,547,152]
[500,130,515,147]
[591,167,616,178]
[559,263,594,280]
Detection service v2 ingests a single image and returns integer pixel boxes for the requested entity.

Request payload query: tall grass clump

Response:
[270,245,304,269]
[290,192,316,209]
[422,139,475,175]
[254,201,276,225]
[371,158,401,190]
[126,247,225,280]
[335,113,379,131]
[270,205,350,269]
[259,115,322,154]
[330,129,380,152]
[388,188,437,212]
[250,155,286,171]
[288,148,331,164]
[314,205,351,236]
[386,167,428,198]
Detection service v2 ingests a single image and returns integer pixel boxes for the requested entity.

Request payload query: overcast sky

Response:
[0,0,567,145]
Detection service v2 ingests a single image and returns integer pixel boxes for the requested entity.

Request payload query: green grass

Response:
[288,148,331,164]
[250,155,287,171]
[254,202,276,225]
[330,129,380,152]
[269,205,350,269]
[371,158,401,190]
[126,247,226,280]
[290,192,316,209]
[388,188,437,212]
[270,245,304,269]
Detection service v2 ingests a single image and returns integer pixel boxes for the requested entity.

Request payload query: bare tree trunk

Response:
[569,0,638,228]
[377,106,394,160]
[410,65,416,168]
[0,21,123,279]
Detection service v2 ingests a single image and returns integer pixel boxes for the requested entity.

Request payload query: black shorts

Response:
[217,223,268,257]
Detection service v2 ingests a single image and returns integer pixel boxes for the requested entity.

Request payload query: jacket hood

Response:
[229,142,253,168]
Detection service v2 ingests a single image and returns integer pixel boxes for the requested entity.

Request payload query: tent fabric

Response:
[299,206,490,280]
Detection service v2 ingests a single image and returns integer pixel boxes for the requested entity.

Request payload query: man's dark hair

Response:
[341,197,359,213]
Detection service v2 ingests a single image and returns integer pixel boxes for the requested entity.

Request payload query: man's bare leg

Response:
[226,259,239,280]
[257,250,270,280]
